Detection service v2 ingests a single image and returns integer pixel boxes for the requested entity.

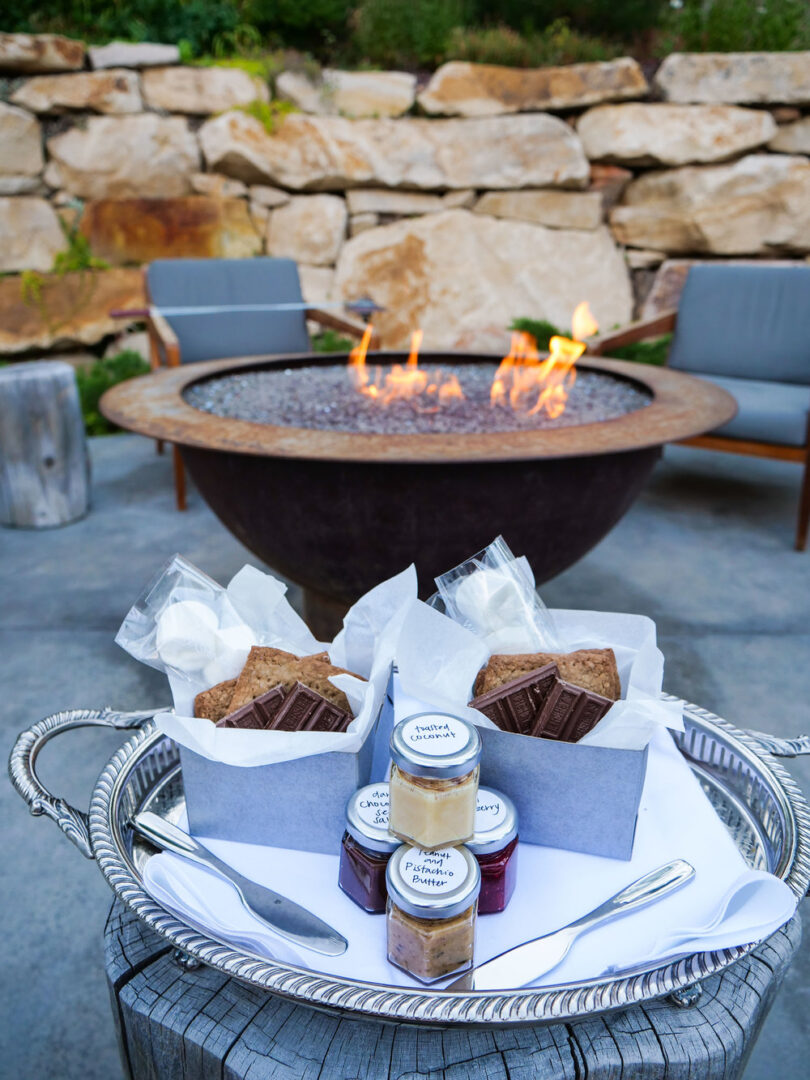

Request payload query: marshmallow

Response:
[156,600,219,672]
[453,568,532,634]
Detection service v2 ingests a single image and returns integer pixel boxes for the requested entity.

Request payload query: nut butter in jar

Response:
[338,783,398,914]
[385,844,481,983]
[468,788,519,915]
[389,714,482,850]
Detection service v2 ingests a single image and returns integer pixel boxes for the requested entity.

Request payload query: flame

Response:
[490,303,598,418]
[348,325,464,410]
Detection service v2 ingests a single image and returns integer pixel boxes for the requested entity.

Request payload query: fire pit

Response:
[102,339,735,638]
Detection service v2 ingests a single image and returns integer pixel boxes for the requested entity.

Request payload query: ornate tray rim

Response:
[81,698,810,1026]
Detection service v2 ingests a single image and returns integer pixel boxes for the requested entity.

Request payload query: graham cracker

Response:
[194,678,237,722]
[474,648,620,701]
[229,646,357,714]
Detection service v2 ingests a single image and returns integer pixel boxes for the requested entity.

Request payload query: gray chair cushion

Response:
[668,265,810,386]
[146,258,309,363]
[701,374,809,447]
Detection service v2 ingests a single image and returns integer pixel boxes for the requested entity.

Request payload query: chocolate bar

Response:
[270,682,352,732]
[469,663,612,744]
[216,686,286,730]
[469,662,558,734]
[529,679,612,742]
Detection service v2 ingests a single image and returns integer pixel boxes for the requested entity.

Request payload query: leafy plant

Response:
[662,0,810,52]
[21,213,109,336]
[232,97,297,133]
[351,0,466,67]
[449,18,617,66]
[509,317,562,350]
[311,329,355,352]
[244,0,352,52]
[608,334,672,367]
[75,350,151,436]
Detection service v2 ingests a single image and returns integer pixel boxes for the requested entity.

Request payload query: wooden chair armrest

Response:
[587,310,677,356]
[147,308,181,368]
[307,307,381,349]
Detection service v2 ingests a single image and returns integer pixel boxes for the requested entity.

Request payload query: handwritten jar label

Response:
[399,848,469,894]
[475,790,507,831]
[400,716,470,756]
[356,785,390,828]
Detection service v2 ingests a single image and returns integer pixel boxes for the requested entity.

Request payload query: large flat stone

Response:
[0,267,143,354]
[89,41,179,69]
[0,196,65,272]
[0,175,42,194]
[345,189,445,215]
[277,69,415,117]
[79,197,260,264]
[769,117,810,154]
[0,32,84,73]
[417,57,647,116]
[0,102,43,176]
[655,52,810,105]
[266,194,347,265]
[11,69,142,115]
[199,111,589,191]
[578,103,775,165]
[474,189,604,230]
[611,154,810,255]
[142,66,269,114]
[46,114,200,199]
[334,209,632,348]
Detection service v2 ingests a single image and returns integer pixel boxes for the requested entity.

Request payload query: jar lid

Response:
[345,783,398,854]
[386,844,481,920]
[466,787,518,855]
[390,713,482,779]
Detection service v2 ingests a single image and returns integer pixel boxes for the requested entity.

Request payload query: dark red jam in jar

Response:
[338,783,398,913]
[467,788,518,915]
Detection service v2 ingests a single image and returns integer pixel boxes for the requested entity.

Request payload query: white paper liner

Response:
[142,727,797,990]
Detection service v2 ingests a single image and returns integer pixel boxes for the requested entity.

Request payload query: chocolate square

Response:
[268,682,352,733]
[216,685,287,730]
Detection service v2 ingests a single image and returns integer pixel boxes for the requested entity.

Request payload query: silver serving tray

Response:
[9,699,810,1026]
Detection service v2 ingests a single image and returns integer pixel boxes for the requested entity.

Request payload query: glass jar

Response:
[467,787,519,915]
[389,713,481,851]
[338,783,398,913]
[385,844,481,983]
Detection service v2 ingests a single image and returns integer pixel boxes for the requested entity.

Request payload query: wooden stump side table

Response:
[105,900,801,1080]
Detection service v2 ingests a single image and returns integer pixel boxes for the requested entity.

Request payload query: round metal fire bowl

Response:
[102,352,735,636]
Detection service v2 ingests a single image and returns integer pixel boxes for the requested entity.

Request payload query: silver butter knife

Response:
[132,811,348,957]
[449,858,695,992]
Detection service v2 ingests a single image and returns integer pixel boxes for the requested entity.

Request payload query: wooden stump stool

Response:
[105,900,801,1080]
[0,361,90,527]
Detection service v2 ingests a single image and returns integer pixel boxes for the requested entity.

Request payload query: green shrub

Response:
[75,350,150,436]
[448,18,616,65]
[245,0,352,51]
[509,317,562,350]
[663,0,810,52]
[231,97,296,133]
[352,0,466,67]
[311,329,355,352]
[467,1,667,39]
[608,334,672,367]
[9,0,244,55]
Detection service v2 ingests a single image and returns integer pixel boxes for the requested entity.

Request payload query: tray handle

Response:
[8,707,162,860]
[744,730,810,758]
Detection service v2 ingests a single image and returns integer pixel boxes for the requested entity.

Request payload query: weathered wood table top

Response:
[105,900,801,1080]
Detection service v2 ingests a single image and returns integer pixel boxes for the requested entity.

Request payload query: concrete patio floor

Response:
[2,433,808,1079]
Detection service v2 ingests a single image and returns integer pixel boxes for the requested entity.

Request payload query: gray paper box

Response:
[479,726,648,860]
[181,671,394,856]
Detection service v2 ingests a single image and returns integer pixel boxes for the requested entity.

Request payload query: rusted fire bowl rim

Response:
[101,352,737,464]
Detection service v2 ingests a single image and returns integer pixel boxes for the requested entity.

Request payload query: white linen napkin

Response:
[142,725,797,989]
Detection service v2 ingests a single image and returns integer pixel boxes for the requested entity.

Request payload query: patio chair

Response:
[144,257,377,510]
[589,264,810,550]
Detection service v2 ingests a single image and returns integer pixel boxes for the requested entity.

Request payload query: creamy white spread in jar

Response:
[385,844,480,983]
[388,714,481,850]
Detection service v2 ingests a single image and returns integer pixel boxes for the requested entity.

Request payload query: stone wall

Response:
[1,33,809,355]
